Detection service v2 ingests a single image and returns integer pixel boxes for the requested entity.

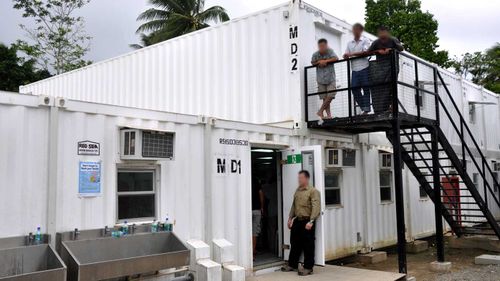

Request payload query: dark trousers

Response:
[351,68,371,113]
[370,60,395,113]
[288,219,316,270]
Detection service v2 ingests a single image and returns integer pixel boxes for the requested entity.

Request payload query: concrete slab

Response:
[475,254,500,265]
[406,240,428,254]
[429,261,452,273]
[358,251,387,264]
[247,265,405,281]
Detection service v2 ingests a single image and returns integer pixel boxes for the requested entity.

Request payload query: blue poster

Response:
[79,161,101,196]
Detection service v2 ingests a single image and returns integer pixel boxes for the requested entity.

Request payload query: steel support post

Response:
[432,128,445,262]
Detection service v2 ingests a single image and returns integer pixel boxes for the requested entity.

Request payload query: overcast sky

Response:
[1,0,499,63]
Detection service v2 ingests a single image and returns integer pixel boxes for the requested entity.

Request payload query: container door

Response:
[282,145,326,266]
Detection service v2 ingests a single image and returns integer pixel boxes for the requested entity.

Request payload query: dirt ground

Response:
[330,239,500,281]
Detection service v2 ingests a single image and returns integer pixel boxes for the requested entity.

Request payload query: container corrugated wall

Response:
[20,3,302,125]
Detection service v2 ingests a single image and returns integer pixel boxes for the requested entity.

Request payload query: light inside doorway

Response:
[251,148,282,266]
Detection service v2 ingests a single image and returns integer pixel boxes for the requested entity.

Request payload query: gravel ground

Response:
[432,264,499,281]
[335,237,500,281]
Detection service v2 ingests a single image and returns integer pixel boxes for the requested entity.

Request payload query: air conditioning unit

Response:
[494,161,500,172]
[326,149,342,167]
[380,153,392,169]
[120,129,174,160]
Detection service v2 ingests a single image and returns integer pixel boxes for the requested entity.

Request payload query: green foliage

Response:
[0,43,51,92]
[135,0,230,47]
[365,0,450,67]
[13,0,92,74]
[452,43,500,93]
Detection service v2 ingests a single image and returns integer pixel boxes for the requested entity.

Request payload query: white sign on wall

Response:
[77,140,100,156]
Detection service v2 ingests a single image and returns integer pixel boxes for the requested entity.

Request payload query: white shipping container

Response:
[0,91,450,272]
[3,0,500,275]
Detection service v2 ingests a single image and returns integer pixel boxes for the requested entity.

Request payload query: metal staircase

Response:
[390,126,500,237]
[304,50,500,273]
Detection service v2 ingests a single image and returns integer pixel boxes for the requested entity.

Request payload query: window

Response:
[325,171,341,206]
[472,173,479,189]
[469,103,476,124]
[342,150,356,167]
[117,169,156,221]
[379,171,393,202]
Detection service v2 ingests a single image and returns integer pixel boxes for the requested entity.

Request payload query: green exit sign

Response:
[287,154,302,164]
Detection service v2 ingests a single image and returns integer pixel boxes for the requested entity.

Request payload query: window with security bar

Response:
[142,131,174,158]
[117,169,156,221]
[325,170,342,206]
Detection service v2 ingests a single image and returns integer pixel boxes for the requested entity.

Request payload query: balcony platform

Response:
[307,112,437,134]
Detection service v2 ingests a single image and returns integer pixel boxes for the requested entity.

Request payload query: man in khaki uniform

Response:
[281,170,321,276]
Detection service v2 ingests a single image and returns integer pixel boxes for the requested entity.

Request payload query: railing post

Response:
[391,50,399,118]
[304,67,309,123]
[432,128,445,262]
[460,121,466,171]
[433,68,440,126]
[414,59,421,121]
[483,159,488,208]
[347,59,353,119]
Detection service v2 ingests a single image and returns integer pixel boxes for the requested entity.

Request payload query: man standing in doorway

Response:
[252,178,265,261]
[368,26,404,113]
[311,39,339,120]
[343,23,372,114]
[281,170,321,276]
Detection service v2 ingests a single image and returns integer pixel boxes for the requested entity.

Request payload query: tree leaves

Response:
[13,0,92,74]
[452,44,500,93]
[365,0,450,67]
[0,43,51,92]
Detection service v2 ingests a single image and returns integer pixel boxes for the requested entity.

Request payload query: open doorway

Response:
[251,148,282,267]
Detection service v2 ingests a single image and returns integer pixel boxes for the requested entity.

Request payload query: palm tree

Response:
[135,0,230,47]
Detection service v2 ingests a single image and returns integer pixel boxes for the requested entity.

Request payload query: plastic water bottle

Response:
[35,227,42,243]
[165,215,170,231]
[122,221,128,235]
[151,220,158,233]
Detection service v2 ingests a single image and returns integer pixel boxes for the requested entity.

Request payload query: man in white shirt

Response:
[343,23,372,114]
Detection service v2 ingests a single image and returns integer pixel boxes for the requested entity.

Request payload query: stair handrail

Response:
[435,71,500,207]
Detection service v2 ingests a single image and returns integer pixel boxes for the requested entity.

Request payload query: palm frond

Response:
[136,8,169,21]
[198,6,229,23]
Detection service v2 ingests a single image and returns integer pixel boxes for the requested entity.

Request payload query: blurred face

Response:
[298,173,310,187]
[378,29,390,41]
[353,26,363,38]
[318,42,328,53]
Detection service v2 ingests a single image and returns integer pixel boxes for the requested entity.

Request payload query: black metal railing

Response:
[436,71,500,209]
[304,49,500,211]
[304,50,438,123]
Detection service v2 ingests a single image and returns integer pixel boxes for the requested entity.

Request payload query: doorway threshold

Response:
[253,260,285,275]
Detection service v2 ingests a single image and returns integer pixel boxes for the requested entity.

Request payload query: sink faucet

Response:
[27,232,34,245]
[73,228,80,240]
[103,226,111,236]
[129,224,137,234]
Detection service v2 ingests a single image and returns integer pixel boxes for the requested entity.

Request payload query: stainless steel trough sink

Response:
[61,232,190,281]
[0,244,67,281]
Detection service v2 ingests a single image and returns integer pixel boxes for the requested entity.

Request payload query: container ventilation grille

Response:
[142,131,174,158]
